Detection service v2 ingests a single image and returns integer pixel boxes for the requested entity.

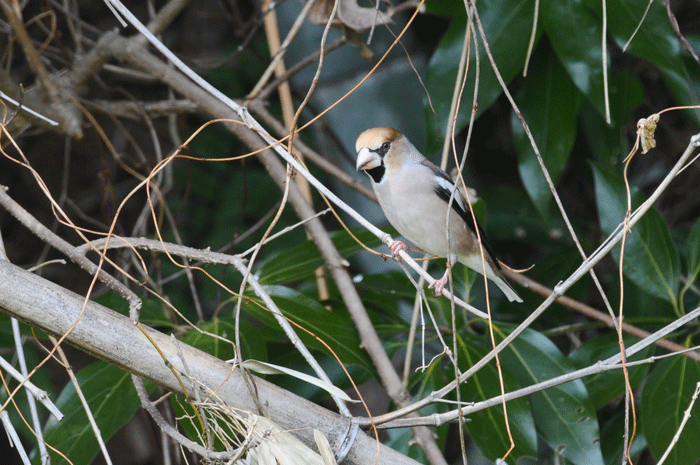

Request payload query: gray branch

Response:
[0,259,418,465]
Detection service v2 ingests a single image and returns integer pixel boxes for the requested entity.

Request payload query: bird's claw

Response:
[389,240,407,260]
[429,267,451,296]
[428,276,448,296]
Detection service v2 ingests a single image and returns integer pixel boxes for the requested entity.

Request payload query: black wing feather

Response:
[426,164,503,270]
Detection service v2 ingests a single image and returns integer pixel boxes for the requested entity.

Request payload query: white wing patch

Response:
[434,176,468,213]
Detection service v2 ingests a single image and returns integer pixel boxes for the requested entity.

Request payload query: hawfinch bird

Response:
[355,127,522,303]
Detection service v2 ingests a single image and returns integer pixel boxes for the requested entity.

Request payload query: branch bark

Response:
[0,259,419,465]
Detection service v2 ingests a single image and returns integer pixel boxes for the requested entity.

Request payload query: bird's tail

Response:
[481,260,522,302]
[462,255,523,303]
[492,274,522,303]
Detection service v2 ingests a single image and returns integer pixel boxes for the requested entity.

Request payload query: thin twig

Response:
[0,355,63,420]
[503,269,700,362]
[664,0,700,66]
[469,0,619,321]
[362,304,700,428]
[656,381,700,464]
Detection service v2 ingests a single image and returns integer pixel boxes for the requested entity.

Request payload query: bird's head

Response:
[355,127,417,182]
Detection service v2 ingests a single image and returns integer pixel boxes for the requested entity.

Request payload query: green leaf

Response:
[582,0,699,126]
[479,185,569,248]
[592,163,680,306]
[424,0,538,154]
[385,428,427,463]
[641,344,700,465]
[600,409,647,464]
[424,0,467,16]
[93,292,174,330]
[513,43,582,220]
[256,228,381,285]
[396,359,452,463]
[242,285,375,374]
[540,0,606,115]
[584,0,681,70]
[458,335,538,462]
[569,333,652,409]
[38,362,151,465]
[498,327,604,465]
[579,71,643,167]
[352,269,430,326]
[684,216,700,294]
[674,35,700,126]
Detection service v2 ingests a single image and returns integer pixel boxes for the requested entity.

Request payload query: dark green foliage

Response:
[6,0,700,464]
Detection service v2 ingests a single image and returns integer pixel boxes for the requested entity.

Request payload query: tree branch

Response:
[0,259,418,465]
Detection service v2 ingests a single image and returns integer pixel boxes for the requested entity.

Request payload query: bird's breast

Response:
[373,165,473,259]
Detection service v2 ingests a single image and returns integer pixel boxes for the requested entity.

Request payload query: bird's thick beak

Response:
[356,147,381,171]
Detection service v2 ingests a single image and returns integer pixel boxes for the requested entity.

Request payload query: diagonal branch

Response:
[0,259,417,465]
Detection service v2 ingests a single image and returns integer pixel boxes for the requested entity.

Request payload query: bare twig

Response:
[0,355,62,420]
[664,0,700,66]
[255,37,346,103]
[250,103,376,200]
[0,186,140,309]
[1,0,61,101]
[503,268,700,362]
[656,381,700,464]
[247,0,317,100]
[362,304,700,428]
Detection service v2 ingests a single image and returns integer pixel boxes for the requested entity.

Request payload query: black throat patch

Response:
[365,163,385,183]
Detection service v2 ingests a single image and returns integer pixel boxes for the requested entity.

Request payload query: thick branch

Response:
[0,260,417,465]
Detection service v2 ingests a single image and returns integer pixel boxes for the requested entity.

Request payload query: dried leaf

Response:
[314,429,338,465]
[310,0,393,31]
[240,359,354,402]
[251,416,326,465]
[637,113,659,154]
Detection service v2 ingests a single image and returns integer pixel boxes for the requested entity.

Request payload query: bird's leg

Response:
[428,261,453,296]
[389,240,407,260]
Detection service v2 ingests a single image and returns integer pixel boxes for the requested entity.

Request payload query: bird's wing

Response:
[420,160,503,270]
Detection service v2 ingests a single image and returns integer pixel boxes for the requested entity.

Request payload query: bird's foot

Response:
[428,277,446,296]
[389,240,407,260]
[428,267,451,296]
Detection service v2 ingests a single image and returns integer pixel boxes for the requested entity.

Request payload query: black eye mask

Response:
[376,142,391,157]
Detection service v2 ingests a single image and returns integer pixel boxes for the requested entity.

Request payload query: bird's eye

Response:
[377,142,391,156]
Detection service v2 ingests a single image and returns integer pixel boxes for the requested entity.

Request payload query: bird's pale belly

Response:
[383,200,469,259]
